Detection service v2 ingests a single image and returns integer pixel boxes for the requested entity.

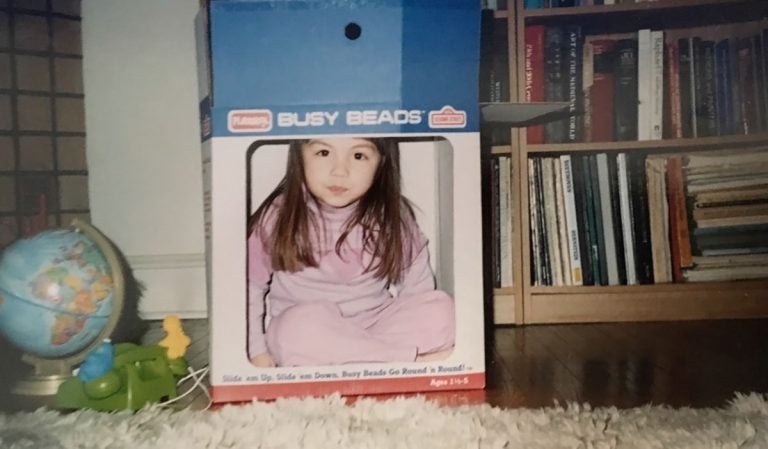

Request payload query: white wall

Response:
[82,0,207,318]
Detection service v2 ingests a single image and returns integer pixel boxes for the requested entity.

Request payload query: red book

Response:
[589,39,616,142]
[525,25,545,145]
[665,156,693,282]
[666,40,683,139]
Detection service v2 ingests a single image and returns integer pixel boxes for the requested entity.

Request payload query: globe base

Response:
[13,373,71,397]
[4,354,75,410]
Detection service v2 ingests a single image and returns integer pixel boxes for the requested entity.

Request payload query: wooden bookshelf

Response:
[488,0,768,325]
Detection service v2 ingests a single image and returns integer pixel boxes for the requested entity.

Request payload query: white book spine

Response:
[638,29,652,141]
[542,158,562,286]
[499,156,513,287]
[554,158,572,286]
[616,153,638,285]
[596,153,619,285]
[559,155,583,285]
[651,30,665,140]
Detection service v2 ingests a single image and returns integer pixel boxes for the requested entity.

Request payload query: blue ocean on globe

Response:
[0,229,115,359]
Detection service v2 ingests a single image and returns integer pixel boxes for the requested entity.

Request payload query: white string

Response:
[155,365,212,410]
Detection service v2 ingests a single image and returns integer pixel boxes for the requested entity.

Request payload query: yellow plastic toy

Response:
[158,315,191,360]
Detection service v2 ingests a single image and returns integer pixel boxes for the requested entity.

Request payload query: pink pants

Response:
[265,290,455,366]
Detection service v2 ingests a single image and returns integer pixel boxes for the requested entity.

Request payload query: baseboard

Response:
[126,253,208,320]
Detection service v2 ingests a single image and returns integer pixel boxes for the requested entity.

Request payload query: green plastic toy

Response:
[55,342,188,411]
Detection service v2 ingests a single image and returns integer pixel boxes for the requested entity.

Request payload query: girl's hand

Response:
[250,352,276,367]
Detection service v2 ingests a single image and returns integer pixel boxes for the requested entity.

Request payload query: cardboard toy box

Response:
[196,0,485,403]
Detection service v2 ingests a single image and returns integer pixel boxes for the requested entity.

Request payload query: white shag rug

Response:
[2,393,768,449]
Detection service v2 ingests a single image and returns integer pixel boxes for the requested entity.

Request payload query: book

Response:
[565,25,583,143]
[665,38,683,138]
[596,153,620,285]
[638,29,652,141]
[499,155,513,287]
[629,152,654,284]
[572,154,595,285]
[616,153,638,285]
[665,156,693,283]
[607,154,627,285]
[554,158,572,285]
[614,38,639,141]
[559,155,584,285]
[678,37,696,138]
[714,39,734,135]
[646,156,672,283]
[544,27,568,143]
[542,157,564,285]
[525,25,546,145]
[589,38,617,142]
[528,158,541,286]
[693,38,718,137]
[651,30,665,140]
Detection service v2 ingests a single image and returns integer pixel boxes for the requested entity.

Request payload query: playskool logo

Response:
[228,109,273,133]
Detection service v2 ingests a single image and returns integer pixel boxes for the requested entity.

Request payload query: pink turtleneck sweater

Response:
[247,197,436,359]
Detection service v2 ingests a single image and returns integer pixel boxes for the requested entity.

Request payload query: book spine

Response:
[554,158,572,285]
[597,153,620,285]
[651,30,665,140]
[565,25,583,143]
[646,157,672,283]
[751,34,765,133]
[544,27,568,143]
[678,37,695,138]
[535,158,552,285]
[491,156,501,288]
[525,25,546,145]
[528,158,541,286]
[616,153,638,285]
[572,155,595,285]
[694,39,718,137]
[638,29,652,141]
[629,153,654,284]
[591,39,616,142]
[614,38,639,141]
[607,154,627,284]
[499,155,513,287]
[666,39,683,139]
[714,39,734,136]
[542,158,563,285]
[736,38,756,134]
[559,155,583,285]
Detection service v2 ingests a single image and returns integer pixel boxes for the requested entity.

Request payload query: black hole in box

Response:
[345,23,361,40]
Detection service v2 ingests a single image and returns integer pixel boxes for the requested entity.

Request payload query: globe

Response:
[0,219,124,400]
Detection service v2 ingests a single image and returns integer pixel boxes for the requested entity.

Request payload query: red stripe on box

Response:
[211,373,485,403]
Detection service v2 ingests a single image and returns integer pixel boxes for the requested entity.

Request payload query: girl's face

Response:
[301,137,381,208]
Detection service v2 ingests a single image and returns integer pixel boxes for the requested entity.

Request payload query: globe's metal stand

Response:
[9,219,125,407]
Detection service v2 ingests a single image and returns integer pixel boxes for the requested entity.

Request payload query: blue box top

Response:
[200,0,480,136]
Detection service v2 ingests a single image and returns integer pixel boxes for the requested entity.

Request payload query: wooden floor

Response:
[2,318,767,411]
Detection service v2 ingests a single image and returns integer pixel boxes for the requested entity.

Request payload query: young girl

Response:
[247,137,455,367]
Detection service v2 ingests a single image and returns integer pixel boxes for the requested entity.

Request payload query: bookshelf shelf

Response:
[486,0,768,325]
[491,145,512,155]
[529,278,768,294]
[522,0,760,20]
[526,280,768,324]
[526,132,768,154]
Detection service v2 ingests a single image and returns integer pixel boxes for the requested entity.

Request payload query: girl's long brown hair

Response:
[248,138,416,284]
